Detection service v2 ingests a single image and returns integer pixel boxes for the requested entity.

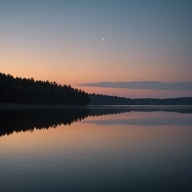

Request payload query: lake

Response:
[0,106,192,192]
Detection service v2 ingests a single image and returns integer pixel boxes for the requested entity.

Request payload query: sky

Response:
[0,0,192,98]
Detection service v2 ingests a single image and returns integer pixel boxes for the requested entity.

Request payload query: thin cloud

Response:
[78,81,192,91]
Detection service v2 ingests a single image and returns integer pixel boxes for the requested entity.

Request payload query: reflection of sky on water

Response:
[1,106,192,137]
[85,117,192,126]
[0,109,192,192]
[86,108,192,126]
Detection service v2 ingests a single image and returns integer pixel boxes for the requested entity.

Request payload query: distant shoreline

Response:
[0,103,192,110]
[89,95,192,105]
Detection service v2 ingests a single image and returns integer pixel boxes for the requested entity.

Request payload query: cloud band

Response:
[78,81,192,91]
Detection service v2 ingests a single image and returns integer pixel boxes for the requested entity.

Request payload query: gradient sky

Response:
[0,0,192,98]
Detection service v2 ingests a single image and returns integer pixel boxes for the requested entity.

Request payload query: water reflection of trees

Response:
[0,106,191,137]
[0,108,90,137]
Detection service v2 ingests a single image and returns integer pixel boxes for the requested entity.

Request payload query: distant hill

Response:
[89,93,192,105]
[0,73,90,105]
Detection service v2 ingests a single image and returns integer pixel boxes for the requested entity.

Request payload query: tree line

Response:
[89,93,192,105]
[0,73,90,105]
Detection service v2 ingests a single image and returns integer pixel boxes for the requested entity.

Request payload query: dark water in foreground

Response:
[0,106,192,192]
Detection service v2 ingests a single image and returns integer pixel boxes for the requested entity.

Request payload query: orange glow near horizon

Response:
[1,65,192,98]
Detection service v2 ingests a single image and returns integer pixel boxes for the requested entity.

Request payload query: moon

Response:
[102,37,104,41]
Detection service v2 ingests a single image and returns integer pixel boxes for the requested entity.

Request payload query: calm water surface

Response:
[0,106,192,192]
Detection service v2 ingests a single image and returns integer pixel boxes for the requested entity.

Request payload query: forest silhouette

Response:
[0,73,191,106]
[0,73,90,105]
